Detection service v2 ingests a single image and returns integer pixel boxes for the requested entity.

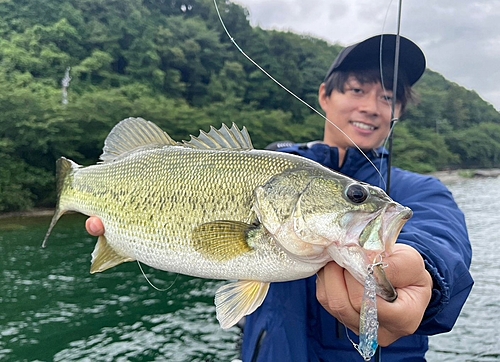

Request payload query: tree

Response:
[0,0,499,212]
[446,123,500,168]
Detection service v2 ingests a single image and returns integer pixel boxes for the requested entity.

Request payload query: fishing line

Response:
[386,0,404,196]
[136,260,179,292]
[214,1,405,360]
[377,0,395,189]
[374,3,405,360]
[212,0,386,187]
[378,0,404,196]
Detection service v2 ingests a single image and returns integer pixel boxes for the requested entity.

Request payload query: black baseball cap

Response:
[324,34,426,86]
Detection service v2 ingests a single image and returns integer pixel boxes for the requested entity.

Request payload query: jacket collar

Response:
[305,143,388,173]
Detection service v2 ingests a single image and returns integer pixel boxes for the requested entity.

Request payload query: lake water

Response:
[427,177,500,362]
[0,177,498,361]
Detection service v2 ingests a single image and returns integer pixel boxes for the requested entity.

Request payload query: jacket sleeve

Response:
[390,168,473,335]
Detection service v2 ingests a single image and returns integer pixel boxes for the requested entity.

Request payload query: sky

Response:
[230,0,500,111]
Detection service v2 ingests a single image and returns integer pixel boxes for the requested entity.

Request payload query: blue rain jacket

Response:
[241,143,473,362]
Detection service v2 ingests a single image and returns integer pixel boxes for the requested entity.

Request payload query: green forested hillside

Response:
[1,0,499,212]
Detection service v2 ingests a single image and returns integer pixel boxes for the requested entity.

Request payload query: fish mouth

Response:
[337,203,412,302]
[366,203,412,301]
[367,203,412,301]
[347,202,412,252]
[378,203,412,253]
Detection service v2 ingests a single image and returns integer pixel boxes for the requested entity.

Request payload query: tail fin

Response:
[42,157,79,248]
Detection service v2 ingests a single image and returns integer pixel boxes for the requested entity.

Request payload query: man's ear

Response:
[318,83,329,112]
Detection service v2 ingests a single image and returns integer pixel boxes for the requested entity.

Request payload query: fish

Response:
[42,117,412,329]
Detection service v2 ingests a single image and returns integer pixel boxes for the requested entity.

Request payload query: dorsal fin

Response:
[185,123,254,150]
[100,117,178,162]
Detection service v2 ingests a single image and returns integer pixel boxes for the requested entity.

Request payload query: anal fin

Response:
[90,235,135,273]
[215,280,270,329]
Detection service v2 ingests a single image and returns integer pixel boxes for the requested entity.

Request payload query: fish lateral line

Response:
[41,118,411,334]
[42,119,257,249]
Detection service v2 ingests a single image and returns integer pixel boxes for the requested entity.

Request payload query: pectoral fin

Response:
[90,235,135,273]
[191,221,254,262]
[215,280,270,329]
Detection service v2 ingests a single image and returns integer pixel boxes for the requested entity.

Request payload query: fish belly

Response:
[64,147,324,281]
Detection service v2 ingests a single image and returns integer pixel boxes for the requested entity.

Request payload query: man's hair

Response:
[323,66,415,114]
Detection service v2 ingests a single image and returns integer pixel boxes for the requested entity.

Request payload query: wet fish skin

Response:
[42,118,412,328]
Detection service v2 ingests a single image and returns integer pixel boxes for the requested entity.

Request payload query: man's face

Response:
[319,76,401,151]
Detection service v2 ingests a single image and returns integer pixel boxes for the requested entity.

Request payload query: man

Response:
[85,34,473,361]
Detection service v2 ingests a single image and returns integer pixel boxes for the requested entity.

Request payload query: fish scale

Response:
[43,117,412,330]
[63,146,312,277]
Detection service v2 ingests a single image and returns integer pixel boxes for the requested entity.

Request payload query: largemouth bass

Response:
[42,118,412,329]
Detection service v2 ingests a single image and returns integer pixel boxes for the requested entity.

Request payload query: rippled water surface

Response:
[0,214,240,361]
[0,177,498,361]
[427,177,500,361]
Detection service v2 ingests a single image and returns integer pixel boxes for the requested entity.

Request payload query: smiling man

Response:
[319,34,421,162]
[239,34,473,361]
[85,34,473,361]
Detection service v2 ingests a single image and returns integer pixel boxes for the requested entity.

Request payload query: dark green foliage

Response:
[0,0,499,211]
[445,123,500,168]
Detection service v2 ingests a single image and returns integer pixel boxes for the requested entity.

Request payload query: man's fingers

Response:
[383,244,428,288]
[85,217,105,236]
[316,262,361,334]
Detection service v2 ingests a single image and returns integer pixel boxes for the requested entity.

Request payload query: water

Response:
[0,177,498,361]
[427,177,500,361]
[0,214,241,361]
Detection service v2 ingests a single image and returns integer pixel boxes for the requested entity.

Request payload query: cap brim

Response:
[325,34,426,86]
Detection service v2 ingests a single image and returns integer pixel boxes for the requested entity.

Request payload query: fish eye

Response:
[346,184,368,204]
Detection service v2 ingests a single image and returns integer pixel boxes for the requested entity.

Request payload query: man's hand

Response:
[85,216,432,347]
[316,244,433,346]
